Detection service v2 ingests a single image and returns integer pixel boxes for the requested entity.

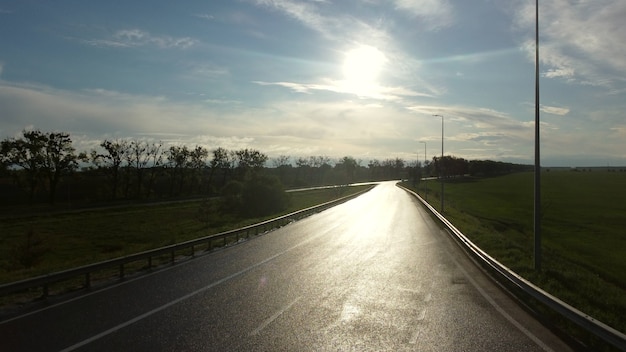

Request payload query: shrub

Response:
[220,180,243,212]
[11,228,48,269]
[240,175,289,217]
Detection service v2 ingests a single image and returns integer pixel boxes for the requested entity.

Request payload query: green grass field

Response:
[407,170,626,337]
[0,186,368,285]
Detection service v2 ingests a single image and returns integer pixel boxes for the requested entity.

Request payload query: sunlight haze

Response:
[1,0,625,166]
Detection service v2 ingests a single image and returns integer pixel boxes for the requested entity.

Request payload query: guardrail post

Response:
[397,183,626,351]
[0,187,373,307]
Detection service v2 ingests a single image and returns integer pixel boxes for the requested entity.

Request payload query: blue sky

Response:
[1,0,625,167]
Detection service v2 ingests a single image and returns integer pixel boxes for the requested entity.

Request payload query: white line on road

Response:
[409,282,432,345]
[59,233,324,351]
[409,309,428,344]
[249,297,302,336]
[451,257,555,352]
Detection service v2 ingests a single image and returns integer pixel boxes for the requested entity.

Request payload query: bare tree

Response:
[144,141,164,198]
[91,139,129,200]
[368,159,381,180]
[309,155,331,184]
[272,155,291,168]
[381,158,406,179]
[295,157,309,168]
[1,130,46,203]
[128,140,151,198]
[234,148,267,180]
[336,156,358,184]
[166,145,190,196]
[1,130,78,204]
[41,132,78,204]
[295,157,310,185]
[209,147,233,189]
[188,145,209,193]
[272,155,291,185]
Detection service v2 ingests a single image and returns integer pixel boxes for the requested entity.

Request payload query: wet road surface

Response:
[0,182,572,351]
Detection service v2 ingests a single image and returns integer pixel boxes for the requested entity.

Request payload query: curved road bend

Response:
[0,181,572,351]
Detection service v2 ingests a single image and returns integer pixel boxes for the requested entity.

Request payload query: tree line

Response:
[1,129,530,206]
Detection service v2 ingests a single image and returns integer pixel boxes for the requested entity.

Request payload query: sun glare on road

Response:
[341,45,387,97]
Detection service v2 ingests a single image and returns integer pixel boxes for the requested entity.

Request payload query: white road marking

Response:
[249,297,301,336]
[397,287,421,294]
[58,233,324,352]
[452,258,556,352]
[409,309,428,344]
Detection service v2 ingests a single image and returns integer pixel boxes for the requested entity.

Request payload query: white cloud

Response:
[1,80,624,165]
[0,81,385,158]
[515,0,626,88]
[84,29,197,49]
[251,0,391,45]
[393,0,454,30]
[402,104,540,162]
[181,62,230,80]
[253,0,328,35]
[194,13,215,21]
[610,126,626,139]
[543,67,574,80]
[248,0,446,107]
[541,105,569,116]
[405,104,531,140]
[0,81,441,161]
[253,77,435,101]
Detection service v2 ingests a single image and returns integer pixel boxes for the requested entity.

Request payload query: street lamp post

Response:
[433,114,444,213]
[415,151,419,188]
[534,0,542,272]
[420,141,427,200]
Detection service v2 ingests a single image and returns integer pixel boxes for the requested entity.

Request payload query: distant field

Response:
[0,186,369,285]
[408,170,626,336]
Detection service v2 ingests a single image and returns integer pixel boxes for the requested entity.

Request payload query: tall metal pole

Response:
[420,141,427,201]
[433,114,444,213]
[416,151,419,187]
[534,0,542,271]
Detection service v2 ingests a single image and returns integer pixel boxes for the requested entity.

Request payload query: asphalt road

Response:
[0,182,573,351]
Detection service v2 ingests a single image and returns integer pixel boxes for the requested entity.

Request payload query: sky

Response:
[1,0,625,167]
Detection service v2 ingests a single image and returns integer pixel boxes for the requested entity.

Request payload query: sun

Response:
[341,45,387,96]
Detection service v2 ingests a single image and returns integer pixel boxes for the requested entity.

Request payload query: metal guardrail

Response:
[0,187,372,299]
[399,184,626,351]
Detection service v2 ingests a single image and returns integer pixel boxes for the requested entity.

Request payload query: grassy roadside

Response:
[403,171,626,341]
[0,185,370,285]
